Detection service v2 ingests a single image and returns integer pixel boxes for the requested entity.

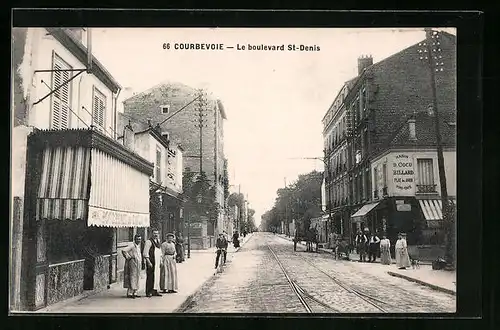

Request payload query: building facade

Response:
[322,31,456,246]
[121,83,228,243]
[116,120,184,280]
[11,28,153,311]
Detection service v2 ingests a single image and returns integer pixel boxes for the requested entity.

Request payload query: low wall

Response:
[408,245,446,262]
[47,259,85,306]
[84,255,110,291]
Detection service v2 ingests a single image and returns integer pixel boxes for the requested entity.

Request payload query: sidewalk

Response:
[36,233,253,313]
[276,234,456,295]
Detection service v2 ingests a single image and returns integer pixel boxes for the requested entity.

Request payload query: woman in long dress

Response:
[379,235,392,265]
[395,233,411,269]
[160,233,178,293]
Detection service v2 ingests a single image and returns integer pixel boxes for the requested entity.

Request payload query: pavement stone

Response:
[36,233,254,313]
[276,233,456,295]
[180,233,456,313]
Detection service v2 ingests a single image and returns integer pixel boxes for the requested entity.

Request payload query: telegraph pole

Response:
[195,89,208,176]
[418,29,454,269]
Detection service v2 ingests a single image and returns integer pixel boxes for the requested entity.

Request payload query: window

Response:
[373,167,378,193]
[117,228,134,243]
[364,168,370,201]
[51,53,72,130]
[160,105,170,114]
[382,163,387,188]
[362,87,367,113]
[362,130,369,158]
[92,87,106,132]
[155,146,162,184]
[417,159,436,192]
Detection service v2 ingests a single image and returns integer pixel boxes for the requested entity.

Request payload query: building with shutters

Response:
[322,32,456,249]
[11,28,153,311]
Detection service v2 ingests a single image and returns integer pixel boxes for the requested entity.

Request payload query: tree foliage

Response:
[182,167,220,224]
[260,170,323,233]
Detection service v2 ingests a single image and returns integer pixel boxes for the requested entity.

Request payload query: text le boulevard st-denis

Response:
[162,42,321,52]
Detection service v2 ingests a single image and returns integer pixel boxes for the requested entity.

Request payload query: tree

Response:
[262,170,323,233]
[181,167,219,232]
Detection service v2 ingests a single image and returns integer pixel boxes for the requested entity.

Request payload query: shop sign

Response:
[392,154,415,193]
[396,204,411,212]
[189,222,203,228]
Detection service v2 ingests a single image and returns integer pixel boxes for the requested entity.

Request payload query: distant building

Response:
[120,82,228,245]
[322,31,456,245]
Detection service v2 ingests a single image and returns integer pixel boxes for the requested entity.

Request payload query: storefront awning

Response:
[32,129,154,227]
[351,202,381,219]
[418,199,456,221]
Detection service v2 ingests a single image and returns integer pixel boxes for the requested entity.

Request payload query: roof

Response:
[322,77,358,123]
[47,28,122,93]
[385,111,456,149]
[123,81,196,103]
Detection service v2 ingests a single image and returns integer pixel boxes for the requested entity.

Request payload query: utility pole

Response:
[418,29,454,269]
[195,89,208,176]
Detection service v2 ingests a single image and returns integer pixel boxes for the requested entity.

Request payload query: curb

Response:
[173,234,254,313]
[387,271,456,296]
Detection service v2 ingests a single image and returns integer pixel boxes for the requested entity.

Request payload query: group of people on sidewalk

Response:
[354,228,412,269]
[121,229,181,299]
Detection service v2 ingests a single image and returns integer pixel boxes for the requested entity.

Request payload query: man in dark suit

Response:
[215,233,228,269]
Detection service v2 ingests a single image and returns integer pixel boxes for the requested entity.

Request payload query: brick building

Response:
[120,82,228,241]
[322,31,456,245]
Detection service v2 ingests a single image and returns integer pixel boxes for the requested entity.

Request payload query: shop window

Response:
[117,228,134,243]
[46,219,86,264]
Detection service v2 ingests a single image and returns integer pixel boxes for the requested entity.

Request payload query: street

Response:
[178,232,456,313]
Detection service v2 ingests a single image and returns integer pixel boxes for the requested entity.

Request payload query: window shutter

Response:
[92,88,106,132]
[51,54,71,130]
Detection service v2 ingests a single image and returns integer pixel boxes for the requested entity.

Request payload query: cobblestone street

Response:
[179,232,456,313]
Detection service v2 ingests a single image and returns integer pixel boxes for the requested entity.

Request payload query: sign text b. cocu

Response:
[392,154,415,193]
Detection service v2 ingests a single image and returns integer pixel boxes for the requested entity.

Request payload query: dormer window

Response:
[160,105,170,114]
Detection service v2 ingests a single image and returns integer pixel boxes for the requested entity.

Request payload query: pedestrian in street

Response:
[355,230,368,262]
[175,232,185,263]
[233,231,240,248]
[143,228,162,297]
[379,235,392,265]
[215,232,228,269]
[368,232,381,262]
[160,233,178,293]
[395,232,411,269]
[122,234,142,298]
[243,230,247,238]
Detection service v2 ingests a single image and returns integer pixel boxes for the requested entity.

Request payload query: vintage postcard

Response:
[11,15,458,314]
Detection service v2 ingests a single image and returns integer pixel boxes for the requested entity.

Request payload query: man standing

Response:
[368,232,381,262]
[215,232,228,269]
[122,234,142,298]
[143,229,162,297]
[355,230,368,262]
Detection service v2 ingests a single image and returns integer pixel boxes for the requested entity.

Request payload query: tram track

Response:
[267,244,340,313]
[268,242,398,313]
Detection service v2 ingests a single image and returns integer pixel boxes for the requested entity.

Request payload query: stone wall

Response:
[47,260,85,306]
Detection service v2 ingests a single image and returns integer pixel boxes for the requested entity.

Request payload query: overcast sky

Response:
[90,27,455,225]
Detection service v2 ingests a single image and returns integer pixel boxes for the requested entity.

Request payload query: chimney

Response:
[357,55,373,75]
[408,118,417,141]
[123,120,135,150]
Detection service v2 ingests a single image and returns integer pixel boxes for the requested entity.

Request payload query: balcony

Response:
[417,184,438,194]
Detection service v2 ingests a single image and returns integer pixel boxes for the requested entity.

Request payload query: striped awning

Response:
[418,199,457,221]
[36,146,91,221]
[351,202,381,219]
[32,129,154,227]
